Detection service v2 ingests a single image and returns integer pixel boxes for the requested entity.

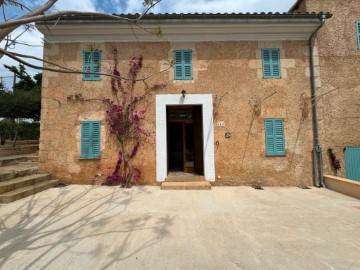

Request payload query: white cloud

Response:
[53,0,97,12]
[122,0,145,14]
[0,27,44,89]
[115,0,294,15]
[151,0,294,13]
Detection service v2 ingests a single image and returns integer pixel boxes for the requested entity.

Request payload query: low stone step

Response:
[0,157,28,166]
[0,165,38,182]
[0,153,38,166]
[0,180,59,204]
[161,181,211,190]
[26,156,39,162]
[166,175,205,182]
[0,173,51,194]
[18,161,39,166]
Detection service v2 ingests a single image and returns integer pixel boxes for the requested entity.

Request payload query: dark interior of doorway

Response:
[166,105,204,175]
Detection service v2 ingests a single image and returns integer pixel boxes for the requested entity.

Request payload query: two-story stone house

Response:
[35,0,360,187]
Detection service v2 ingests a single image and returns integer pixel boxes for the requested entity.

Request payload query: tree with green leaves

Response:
[0,64,41,146]
[0,119,11,145]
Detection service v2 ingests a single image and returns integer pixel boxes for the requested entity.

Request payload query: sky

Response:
[0,0,297,89]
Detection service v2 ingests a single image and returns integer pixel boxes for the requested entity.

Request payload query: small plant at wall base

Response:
[102,49,166,187]
[328,148,341,171]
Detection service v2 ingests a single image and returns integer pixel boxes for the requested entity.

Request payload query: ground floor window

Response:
[80,121,101,159]
[264,118,285,156]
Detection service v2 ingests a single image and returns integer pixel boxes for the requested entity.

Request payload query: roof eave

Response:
[38,12,332,22]
[36,16,332,44]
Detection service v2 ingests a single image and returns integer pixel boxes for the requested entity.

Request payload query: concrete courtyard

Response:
[0,186,360,270]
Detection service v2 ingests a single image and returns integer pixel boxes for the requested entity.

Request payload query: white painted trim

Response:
[156,94,215,182]
[37,22,322,43]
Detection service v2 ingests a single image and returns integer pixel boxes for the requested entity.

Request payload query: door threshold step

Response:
[161,181,211,190]
[166,175,205,182]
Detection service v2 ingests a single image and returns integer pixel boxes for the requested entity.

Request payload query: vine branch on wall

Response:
[240,91,277,171]
[213,92,228,119]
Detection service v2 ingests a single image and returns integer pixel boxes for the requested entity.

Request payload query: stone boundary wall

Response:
[324,175,360,200]
[0,145,39,157]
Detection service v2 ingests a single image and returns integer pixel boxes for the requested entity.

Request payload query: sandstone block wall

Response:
[40,40,314,186]
[293,0,360,178]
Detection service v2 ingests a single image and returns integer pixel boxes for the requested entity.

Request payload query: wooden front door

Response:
[167,106,204,175]
[193,106,204,175]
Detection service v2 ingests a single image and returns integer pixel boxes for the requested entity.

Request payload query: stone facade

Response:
[39,38,315,186]
[292,0,360,178]
[39,1,360,186]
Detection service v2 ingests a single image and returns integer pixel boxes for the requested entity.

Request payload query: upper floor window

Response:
[83,50,102,81]
[174,50,192,80]
[356,21,360,49]
[80,121,101,159]
[262,48,281,79]
[264,118,285,156]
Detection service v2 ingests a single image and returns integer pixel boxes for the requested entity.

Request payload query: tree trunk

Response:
[121,139,133,188]
[0,135,5,145]
[10,118,18,147]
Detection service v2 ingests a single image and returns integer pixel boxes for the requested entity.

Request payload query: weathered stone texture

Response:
[40,40,314,186]
[296,0,360,178]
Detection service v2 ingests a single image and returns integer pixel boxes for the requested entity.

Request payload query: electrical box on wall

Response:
[217,121,225,127]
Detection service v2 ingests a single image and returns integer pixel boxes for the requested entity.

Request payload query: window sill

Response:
[79,157,101,160]
[173,79,194,84]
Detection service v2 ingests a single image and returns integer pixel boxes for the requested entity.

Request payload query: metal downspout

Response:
[309,16,326,187]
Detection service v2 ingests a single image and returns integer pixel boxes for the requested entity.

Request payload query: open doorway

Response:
[166,105,204,175]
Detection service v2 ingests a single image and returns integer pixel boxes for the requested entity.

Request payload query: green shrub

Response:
[17,121,40,140]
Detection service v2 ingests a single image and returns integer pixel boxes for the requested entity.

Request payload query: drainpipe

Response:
[309,15,326,188]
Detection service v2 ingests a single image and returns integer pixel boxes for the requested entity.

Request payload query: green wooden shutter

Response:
[83,50,102,81]
[345,147,360,181]
[183,50,192,79]
[265,118,285,156]
[81,122,91,158]
[81,121,101,159]
[262,49,272,79]
[174,50,192,80]
[262,49,281,79]
[274,119,285,155]
[83,51,92,81]
[265,119,275,154]
[357,21,360,49]
[174,51,183,79]
[91,121,101,158]
[271,49,281,78]
[92,51,102,80]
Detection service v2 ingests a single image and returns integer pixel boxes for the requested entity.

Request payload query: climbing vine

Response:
[68,48,166,187]
[102,49,166,187]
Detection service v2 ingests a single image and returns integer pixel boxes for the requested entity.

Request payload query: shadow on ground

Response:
[0,186,174,270]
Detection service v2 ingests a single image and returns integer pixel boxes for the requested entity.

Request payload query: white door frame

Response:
[156,94,215,182]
